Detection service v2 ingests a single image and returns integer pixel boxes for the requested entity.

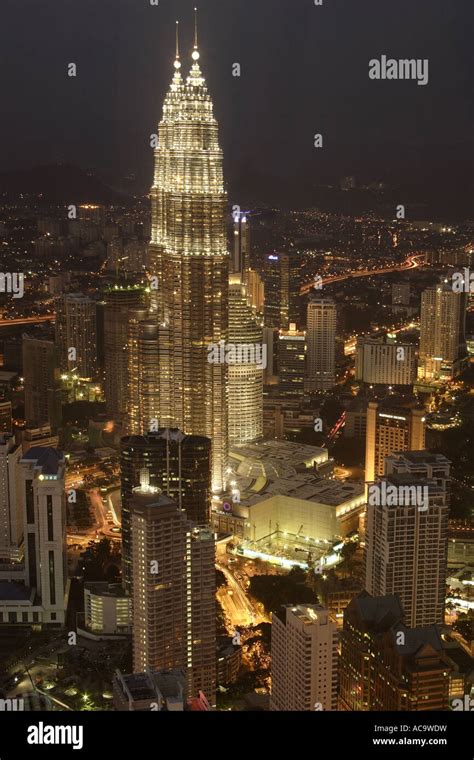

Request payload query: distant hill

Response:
[0,164,132,205]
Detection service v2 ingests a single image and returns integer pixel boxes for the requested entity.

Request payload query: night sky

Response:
[0,0,472,214]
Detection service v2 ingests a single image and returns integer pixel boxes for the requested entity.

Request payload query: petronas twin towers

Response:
[147,22,228,492]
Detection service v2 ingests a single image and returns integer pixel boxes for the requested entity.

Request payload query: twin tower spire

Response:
[173,8,201,78]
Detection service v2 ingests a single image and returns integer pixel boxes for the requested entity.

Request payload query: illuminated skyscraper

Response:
[130,471,216,702]
[103,285,148,425]
[148,26,228,492]
[306,297,336,391]
[263,253,289,330]
[278,323,306,397]
[418,281,468,381]
[365,452,450,627]
[55,293,97,379]
[271,604,338,711]
[126,307,149,435]
[232,211,250,275]
[228,275,263,445]
[365,400,425,484]
[120,428,211,592]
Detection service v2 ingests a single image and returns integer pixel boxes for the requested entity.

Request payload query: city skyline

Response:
[0,0,472,218]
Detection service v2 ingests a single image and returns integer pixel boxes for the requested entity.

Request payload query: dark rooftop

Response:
[21,447,64,475]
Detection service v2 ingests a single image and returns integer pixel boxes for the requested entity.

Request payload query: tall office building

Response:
[127,317,172,436]
[418,281,468,381]
[339,592,451,711]
[120,429,211,592]
[148,34,228,493]
[263,252,289,329]
[131,474,216,702]
[232,211,250,275]
[126,307,149,434]
[19,447,67,626]
[103,285,148,425]
[355,335,417,386]
[365,451,450,627]
[22,334,62,433]
[278,324,305,397]
[270,604,338,711]
[55,293,97,378]
[365,400,425,484]
[246,268,264,315]
[228,275,263,445]
[306,297,337,391]
[0,435,22,564]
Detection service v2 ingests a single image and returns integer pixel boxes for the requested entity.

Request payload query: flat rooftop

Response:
[232,471,364,510]
[229,439,328,481]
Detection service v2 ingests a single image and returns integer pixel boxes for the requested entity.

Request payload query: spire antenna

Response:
[194,6,198,49]
[175,20,180,58]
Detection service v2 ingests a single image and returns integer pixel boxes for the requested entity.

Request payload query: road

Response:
[344,318,419,355]
[217,562,267,630]
[86,489,121,540]
[0,314,55,327]
[300,253,425,296]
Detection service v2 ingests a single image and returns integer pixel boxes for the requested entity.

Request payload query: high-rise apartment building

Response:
[418,282,468,381]
[130,475,215,703]
[355,335,417,386]
[103,284,148,424]
[120,429,211,592]
[306,297,337,391]
[365,400,425,484]
[22,334,62,433]
[339,592,451,711]
[228,275,263,445]
[270,604,338,711]
[147,37,228,493]
[278,324,305,397]
[365,451,450,627]
[55,293,97,378]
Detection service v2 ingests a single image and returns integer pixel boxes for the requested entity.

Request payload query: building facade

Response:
[306,297,337,391]
[120,429,211,592]
[365,400,425,484]
[228,275,263,445]
[365,452,450,627]
[418,282,468,381]
[270,604,338,711]
[55,293,97,379]
[130,482,216,703]
[147,39,228,493]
